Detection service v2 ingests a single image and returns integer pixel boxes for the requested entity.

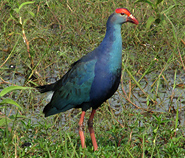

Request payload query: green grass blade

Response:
[0,98,23,111]
[0,86,33,97]
[19,1,35,11]
[126,68,154,102]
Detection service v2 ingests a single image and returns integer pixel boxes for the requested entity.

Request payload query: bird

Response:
[37,8,138,151]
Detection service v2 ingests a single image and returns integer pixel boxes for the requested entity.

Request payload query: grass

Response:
[0,0,185,157]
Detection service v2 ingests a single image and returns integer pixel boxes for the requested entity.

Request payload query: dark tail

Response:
[43,102,59,117]
[43,102,52,117]
[36,83,55,93]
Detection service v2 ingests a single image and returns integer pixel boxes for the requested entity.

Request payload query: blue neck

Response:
[98,22,122,72]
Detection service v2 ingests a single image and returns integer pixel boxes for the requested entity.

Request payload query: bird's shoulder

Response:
[52,51,97,91]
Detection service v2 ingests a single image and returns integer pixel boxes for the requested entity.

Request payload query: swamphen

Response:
[37,8,138,151]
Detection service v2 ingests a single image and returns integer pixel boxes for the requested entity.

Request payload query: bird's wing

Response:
[49,59,97,112]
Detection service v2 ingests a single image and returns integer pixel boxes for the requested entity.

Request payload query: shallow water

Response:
[1,63,185,129]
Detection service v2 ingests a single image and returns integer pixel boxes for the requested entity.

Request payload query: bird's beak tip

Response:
[128,14,139,25]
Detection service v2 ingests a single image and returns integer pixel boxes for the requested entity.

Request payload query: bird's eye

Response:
[120,13,125,15]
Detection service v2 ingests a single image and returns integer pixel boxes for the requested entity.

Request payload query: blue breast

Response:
[88,23,123,109]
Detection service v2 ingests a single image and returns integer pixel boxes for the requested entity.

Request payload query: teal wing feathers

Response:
[43,59,96,116]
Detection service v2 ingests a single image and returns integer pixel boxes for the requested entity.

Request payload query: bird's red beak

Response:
[127,14,139,25]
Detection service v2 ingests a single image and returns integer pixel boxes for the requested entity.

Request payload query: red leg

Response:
[88,109,98,151]
[78,111,86,148]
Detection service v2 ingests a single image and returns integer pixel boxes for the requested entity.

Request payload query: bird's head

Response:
[109,8,139,25]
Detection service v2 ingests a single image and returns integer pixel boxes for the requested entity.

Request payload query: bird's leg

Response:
[78,111,86,148]
[88,109,98,151]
